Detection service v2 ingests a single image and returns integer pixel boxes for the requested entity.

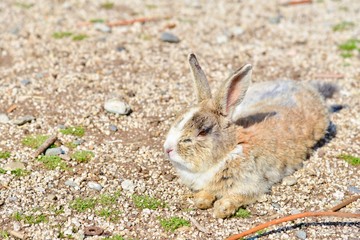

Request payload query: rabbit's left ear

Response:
[214,64,252,117]
[188,53,212,103]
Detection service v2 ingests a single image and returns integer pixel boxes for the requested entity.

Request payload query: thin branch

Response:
[329,195,360,212]
[33,135,58,158]
[226,211,360,240]
[187,215,210,234]
[107,16,164,27]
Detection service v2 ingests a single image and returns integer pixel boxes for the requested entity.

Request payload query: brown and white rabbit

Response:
[164,53,334,218]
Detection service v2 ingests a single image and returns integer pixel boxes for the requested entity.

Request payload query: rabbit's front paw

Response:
[213,198,237,218]
[193,191,215,209]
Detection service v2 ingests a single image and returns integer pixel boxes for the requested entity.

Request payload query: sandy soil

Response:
[0,0,359,239]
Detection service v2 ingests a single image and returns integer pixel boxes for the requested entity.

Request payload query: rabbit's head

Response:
[164,54,252,173]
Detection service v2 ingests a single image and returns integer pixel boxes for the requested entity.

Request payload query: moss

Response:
[98,191,121,205]
[0,230,9,239]
[339,154,360,166]
[332,21,354,31]
[0,151,11,159]
[100,2,114,9]
[132,194,165,210]
[70,197,96,212]
[12,212,47,224]
[15,2,34,9]
[340,52,353,58]
[234,208,251,218]
[38,155,68,170]
[72,34,88,41]
[338,39,359,51]
[59,126,85,137]
[0,168,6,174]
[90,18,105,23]
[22,135,49,149]
[11,168,30,177]
[96,208,122,222]
[71,150,94,163]
[52,32,73,39]
[159,217,190,232]
[103,235,125,240]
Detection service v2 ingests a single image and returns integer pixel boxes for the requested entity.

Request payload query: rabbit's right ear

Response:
[188,53,212,103]
[214,64,252,117]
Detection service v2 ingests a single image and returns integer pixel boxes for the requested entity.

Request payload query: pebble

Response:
[3,162,25,171]
[74,139,84,145]
[65,180,79,188]
[20,79,31,86]
[282,176,297,186]
[348,185,360,194]
[109,124,118,132]
[9,196,18,202]
[121,179,135,192]
[216,34,228,44]
[47,194,58,201]
[87,181,103,191]
[45,147,63,156]
[291,209,301,215]
[163,173,176,181]
[333,190,344,200]
[13,222,21,231]
[231,27,244,36]
[160,32,180,43]
[0,113,10,124]
[296,230,307,239]
[116,46,126,52]
[104,99,132,115]
[271,202,281,210]
[12,115,36,126]
[57,124,66,129]
[94,23,111,33]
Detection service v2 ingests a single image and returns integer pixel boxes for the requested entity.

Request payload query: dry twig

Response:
[188,215,210,234]
[283,0,312,6]
[226,196,360,240]
[8,230,24,239]
[6,104,17,113]
[33,135,58,158]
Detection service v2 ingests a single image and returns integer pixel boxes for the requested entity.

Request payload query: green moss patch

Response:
[12,212,47,224]
[59,126,85,137]
[234,208,251,218]
[132,194,165,210]
[71,150,94,163]
[339,154,360,166]
[159,217,190,232]
[0,151,11,159]
[332,21,355,32]
[38,155,68,170]
[22,135,49,149]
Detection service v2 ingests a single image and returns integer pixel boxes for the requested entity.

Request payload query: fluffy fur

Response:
[164,54,332,218]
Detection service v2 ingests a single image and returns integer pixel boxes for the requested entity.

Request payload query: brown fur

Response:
[164,54,330,218]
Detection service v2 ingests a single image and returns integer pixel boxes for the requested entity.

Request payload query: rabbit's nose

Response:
[166,148,173,154]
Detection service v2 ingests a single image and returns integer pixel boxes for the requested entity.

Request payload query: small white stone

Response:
[104,99,132,115]
[142,208,151,215]
[282,176,297,186]
[87,181,103,191]
[121,179,135,192]
[333,191,344,200]
[3,162,25,171]
[0,113,10,124]
[13,222,21,231]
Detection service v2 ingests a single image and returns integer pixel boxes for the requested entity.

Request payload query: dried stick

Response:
[226,196,360,240]
[33,135,58,158]
[6,104,17,113]
[314,73,344,79]
[188,215,210,234]
[329,195,360,212]
[283,0,312,6]
[107,16,165,27]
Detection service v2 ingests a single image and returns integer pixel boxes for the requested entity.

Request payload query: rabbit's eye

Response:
[198,126,212,137]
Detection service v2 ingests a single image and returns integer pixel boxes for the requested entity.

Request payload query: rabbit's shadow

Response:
[246,221,360,239]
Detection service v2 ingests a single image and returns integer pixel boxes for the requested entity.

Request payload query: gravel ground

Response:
[0,0,359,239]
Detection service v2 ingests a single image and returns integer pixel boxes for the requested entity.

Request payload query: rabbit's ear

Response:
[215,64,252,116]
[188,53,212,103]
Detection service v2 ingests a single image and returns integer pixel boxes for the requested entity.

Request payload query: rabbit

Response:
[163,53,335,218]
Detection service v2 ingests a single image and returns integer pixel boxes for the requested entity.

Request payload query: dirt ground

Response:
[0,0,359,239]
